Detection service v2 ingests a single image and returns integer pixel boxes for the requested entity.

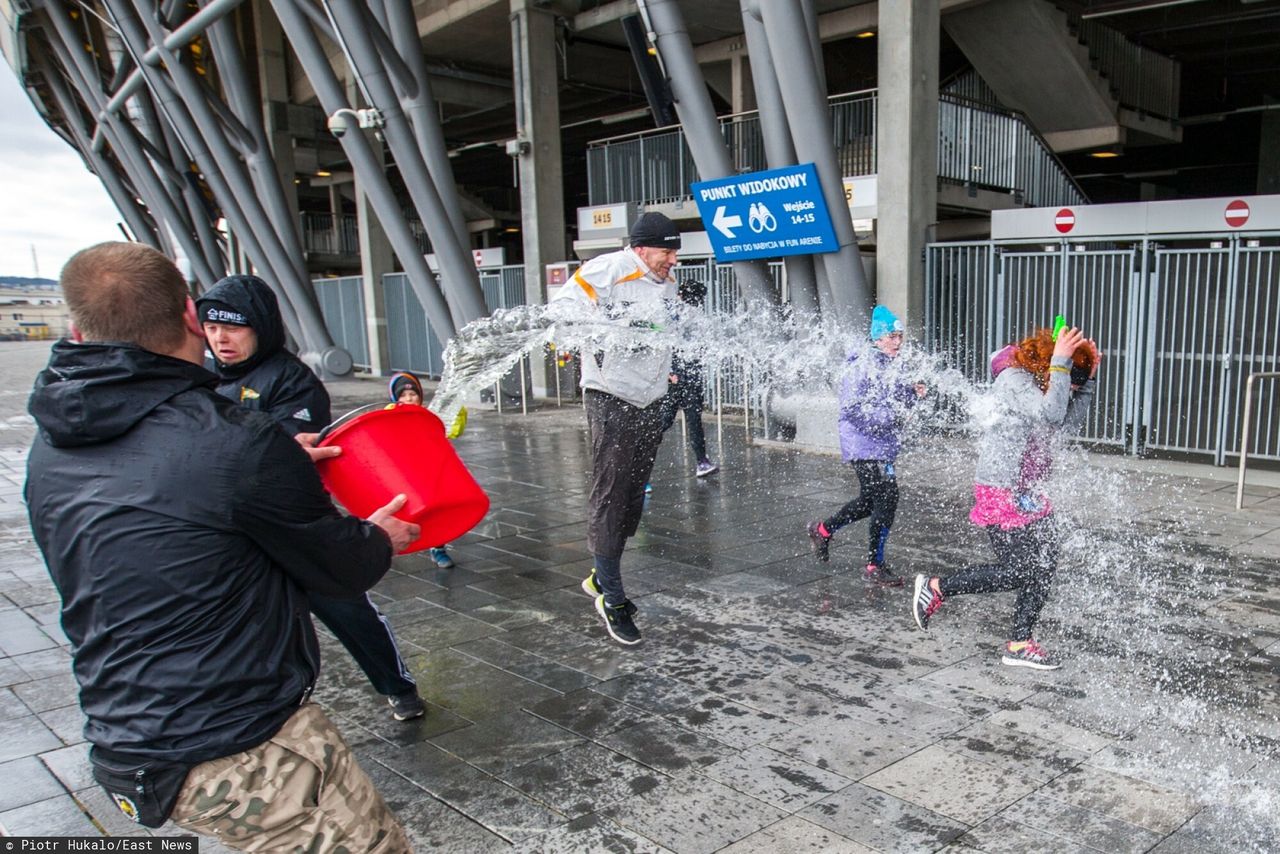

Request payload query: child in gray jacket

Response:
[912,325,1098,670]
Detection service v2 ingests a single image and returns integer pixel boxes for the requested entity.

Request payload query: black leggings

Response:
[823,460,898,565]
[938,518,1059,642]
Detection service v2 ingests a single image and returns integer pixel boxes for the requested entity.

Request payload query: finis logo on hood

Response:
[240,387,260,401]
[204,307,247,325]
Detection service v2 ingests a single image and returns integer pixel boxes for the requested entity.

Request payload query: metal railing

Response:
[941,68,1003,106]
[302,212,436,256]
[301,212,358,256]
[937,94,1086,207]
[587,90,877,207]
[587,89,1083,210]
[1073,17,1179,120]
[1236,372,1280,510]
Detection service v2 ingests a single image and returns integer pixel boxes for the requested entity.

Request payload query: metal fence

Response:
[925,235,1280,464]
[671,257,784,419]
[301,212,358,256]
[301,212,434,256]
[312,275,370,369]
[588,89,1084,210]
[381,266,527,378]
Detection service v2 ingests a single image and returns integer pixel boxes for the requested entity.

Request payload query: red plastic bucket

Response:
[315,405,489,554]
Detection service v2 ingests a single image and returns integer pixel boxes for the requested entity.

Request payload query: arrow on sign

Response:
[712,206,743,238]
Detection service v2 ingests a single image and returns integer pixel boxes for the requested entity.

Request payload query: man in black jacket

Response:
[26,242,416,850]
[197,275,427,722]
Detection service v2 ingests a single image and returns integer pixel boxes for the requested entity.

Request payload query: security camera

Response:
[326,108,385,140]
[327,110,353,139]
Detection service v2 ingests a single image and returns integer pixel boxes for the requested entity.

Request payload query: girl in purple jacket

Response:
[808,306,925,585]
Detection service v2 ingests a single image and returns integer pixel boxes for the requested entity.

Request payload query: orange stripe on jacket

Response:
[572,269,598,303]
[573,266,648,302]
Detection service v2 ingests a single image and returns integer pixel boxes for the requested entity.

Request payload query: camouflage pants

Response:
[169,703,411,852]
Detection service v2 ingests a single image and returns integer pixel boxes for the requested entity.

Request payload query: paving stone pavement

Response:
[0,340,1277,852]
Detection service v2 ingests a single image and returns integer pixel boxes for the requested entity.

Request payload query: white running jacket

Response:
[551,247,676,408]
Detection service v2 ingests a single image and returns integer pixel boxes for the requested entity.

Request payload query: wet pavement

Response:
[0,340,1278,852]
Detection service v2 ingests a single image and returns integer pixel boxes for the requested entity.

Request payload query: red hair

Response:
[1010,328,1096,391]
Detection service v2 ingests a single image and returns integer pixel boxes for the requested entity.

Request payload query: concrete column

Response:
[348,79,393,376]
[730,54,754,114]
[511,0,565,397]
[328,185,342,252]
[876,0,939,331]
[356,179,393,375]
[253,4,302,252]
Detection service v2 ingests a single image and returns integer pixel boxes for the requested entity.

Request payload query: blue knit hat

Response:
[869,305,903,340]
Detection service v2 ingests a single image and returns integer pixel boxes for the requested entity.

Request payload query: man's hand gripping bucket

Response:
[316,405,489,554]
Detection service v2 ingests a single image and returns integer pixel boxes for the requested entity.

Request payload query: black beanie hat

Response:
[199,299,250,326]
[629,212,682,250]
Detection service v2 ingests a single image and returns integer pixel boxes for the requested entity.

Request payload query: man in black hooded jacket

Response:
[25,242,416,848]
[197,275,426,722]
[197,274,331,433]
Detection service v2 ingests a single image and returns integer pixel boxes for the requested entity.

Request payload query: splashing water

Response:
[431,296,1280,843]
[1040,454,1280,845]
[429,298,975,432]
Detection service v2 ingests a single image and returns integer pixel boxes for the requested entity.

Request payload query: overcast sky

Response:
[0,66,125,280]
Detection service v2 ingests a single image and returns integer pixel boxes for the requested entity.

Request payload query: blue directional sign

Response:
[691,163,837,262]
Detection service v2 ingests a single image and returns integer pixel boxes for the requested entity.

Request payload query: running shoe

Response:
[595,595,641,646]
[644,483,652,494]
[695,459,719,477]
[387,691,426,721]
[428,547,455,569]
[864,563,905,587]
[807,522,831,563]
[581,569,602,598]
[911,574,943,630]
[1001,639,1062,671]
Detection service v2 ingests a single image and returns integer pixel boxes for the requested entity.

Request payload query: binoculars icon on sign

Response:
[748,202,777,234]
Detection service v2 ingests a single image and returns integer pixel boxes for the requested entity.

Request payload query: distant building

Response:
[0,288,68,340]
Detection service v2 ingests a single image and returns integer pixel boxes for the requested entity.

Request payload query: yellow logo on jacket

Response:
[240,387,260,402]
[112,793,140,822]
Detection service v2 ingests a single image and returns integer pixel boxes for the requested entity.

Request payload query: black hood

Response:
[196,275,286,378]
[29,340,216,448]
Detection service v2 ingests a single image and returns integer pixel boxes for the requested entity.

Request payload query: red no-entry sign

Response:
[1224,199,1250,228]
[1054,208,1075,234]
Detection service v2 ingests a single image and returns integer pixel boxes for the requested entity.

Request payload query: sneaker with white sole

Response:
[1001,639,1062,670]
[595,595,641,645]
[581,570,602,598]
[428,547,454,569]
[387,690,426,721]
[695,459,718,477]
[911,574,943,630]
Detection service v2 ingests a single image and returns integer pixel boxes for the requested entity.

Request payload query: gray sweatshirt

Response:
[974,354,1096,490]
